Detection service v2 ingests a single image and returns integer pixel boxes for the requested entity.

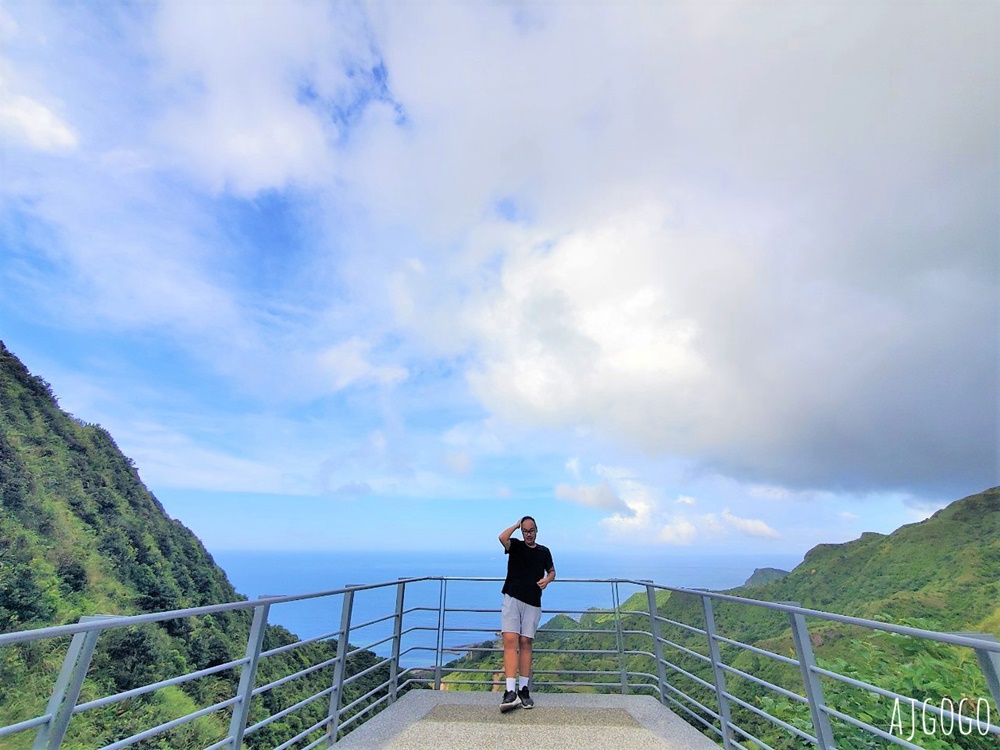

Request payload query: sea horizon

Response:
[212,548,804,666]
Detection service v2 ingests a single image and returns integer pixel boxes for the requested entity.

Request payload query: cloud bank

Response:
[0,1,996,548]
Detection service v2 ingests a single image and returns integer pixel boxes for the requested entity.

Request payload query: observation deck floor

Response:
[336,689,721,749]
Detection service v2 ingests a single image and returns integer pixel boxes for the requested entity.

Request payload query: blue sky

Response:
[1,1,997,560]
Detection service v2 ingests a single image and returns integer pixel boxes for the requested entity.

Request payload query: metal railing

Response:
[1,577,998,749]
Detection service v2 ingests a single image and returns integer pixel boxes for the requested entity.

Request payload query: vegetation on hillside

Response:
[0,342,402,748]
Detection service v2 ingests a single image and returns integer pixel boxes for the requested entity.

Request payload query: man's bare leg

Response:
[517,635,535,707]
[503,631,519,680]
[501,632,521,711]
[518,635,532,680]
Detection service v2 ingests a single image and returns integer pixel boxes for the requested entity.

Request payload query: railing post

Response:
[226,602,270,749]
[389,580,406,702]
[702,597,735,750]
[34,615,109,750]
[789,611,837,750]
[644,583,668,705]
[953,633,1000,709]
[434,579,447,690]
[613,582,629,695]
[327,588,355,746]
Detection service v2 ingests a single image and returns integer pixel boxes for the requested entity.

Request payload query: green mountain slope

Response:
[0,341,391,748]
[746,488,999,629]
[0,342,241,632]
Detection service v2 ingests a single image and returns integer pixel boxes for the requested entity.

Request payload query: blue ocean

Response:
[213,549,802,667]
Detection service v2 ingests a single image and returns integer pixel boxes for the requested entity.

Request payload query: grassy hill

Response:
[752,489,1000,628]
[0,341,392,748]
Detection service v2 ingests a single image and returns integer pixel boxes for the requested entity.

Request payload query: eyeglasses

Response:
[522,528,538,534]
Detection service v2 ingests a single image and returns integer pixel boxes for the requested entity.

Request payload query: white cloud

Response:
[444,451,471,474]
[150,0,376,195]
[659,518,698,545]
[0,0,994,555]
[392,2,997,497]
[555,481,632,514]
[721,510,781,540]
[676,495,696,506]
[0,92,78,151]
[316,338,407,391]
[601,498,654,536]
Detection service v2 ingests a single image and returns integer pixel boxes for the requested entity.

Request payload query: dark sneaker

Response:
[500,689,521,712]
[518,687,534,709]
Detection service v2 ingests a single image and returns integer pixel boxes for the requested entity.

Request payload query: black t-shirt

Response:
[502,538,554,608]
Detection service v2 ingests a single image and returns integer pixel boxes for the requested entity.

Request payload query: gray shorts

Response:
[501,594,542,639]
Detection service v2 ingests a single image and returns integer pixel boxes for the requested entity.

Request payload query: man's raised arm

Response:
[499,520,520,551]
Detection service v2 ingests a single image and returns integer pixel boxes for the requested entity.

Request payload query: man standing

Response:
[498,516,556,712]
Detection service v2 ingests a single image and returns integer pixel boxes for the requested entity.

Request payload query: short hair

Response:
[520,515,537,528]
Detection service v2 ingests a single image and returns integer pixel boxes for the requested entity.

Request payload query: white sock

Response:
[506,678,516,692]
[519,676,530,691]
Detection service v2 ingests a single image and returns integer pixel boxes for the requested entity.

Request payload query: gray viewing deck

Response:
[335,690,721,749]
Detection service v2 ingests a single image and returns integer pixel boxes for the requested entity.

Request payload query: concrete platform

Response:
[336,690,722,749]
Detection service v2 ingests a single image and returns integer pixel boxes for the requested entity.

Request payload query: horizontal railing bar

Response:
[627,671,659,682]
[272,714,329,750]
[349,611,396,632]
[245,685,333,736]
[0,713,51,737]
[728,720,777,750]
[397,677,431,690]
[665,682,721,721]
[810,663,915,705]
[0,579,447,647]
[635,582,1000,653]
[725,691,817,744]
[813,663,998,734]
[712,633,800,666]
[349,676,393,706]
[831,693,1000,737]
[252,654,339,697]
[338,689,391,724]
[662,687,721,732]
[98,695,240,750]
[657,634,712,664]
[440,627,500,633]
[332,693,388,723]
[74,658,246,714]
[719,663,809,704]
[342,656,392,688]
[821,704,928,750]
[662,658,718,692]
[346,634,394,657]
[532,647,619,655]
[655,614,708,637]
[301,733,328,750]
[260,629,338,658]
[398,626,426,638]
